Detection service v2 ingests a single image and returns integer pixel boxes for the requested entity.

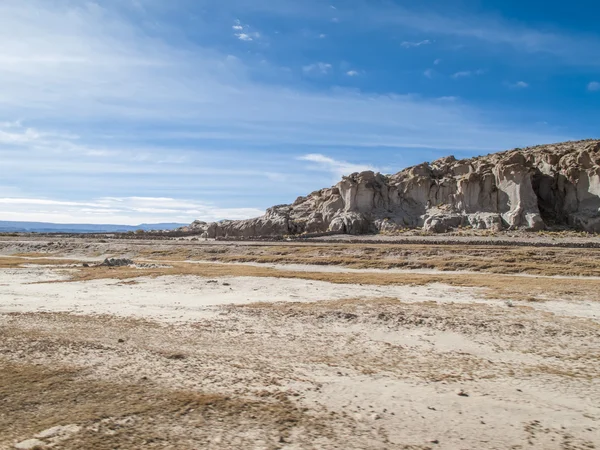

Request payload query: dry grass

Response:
[138,243,600,277]
[30,258,600,302]
[0,360,324,449]
[5,237,600,276]
[234,296,600,335]
[5,238,600,303]
[11,252,60,258]
[0,256,81,269]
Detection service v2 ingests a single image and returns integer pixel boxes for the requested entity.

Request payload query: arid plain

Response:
[1,234,599,449]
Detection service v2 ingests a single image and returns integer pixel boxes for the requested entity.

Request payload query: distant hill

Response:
[0,221,187,233]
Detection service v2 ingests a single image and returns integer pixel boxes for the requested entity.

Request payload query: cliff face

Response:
[184,140,600,237]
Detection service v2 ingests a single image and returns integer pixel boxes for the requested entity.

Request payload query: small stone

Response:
[430,439,440,444]
[456,389,469,397]
[35,424,80,440]
[371,414,381,420]
[117,338,125,343]
[100,258,133,267]
[14,439,46,449]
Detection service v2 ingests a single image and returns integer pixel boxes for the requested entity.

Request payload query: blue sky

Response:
[1,0,598,224]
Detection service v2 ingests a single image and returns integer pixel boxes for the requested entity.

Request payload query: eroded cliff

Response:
[184,140,600,236]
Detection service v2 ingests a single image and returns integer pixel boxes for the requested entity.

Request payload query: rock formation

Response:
[182,140,600,236]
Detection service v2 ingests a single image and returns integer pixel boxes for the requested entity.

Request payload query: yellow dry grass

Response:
[0,256,81,268]
[5,240,600,303]
[138,243,600,277]
[0,360,320,449]
[26,259,598,302]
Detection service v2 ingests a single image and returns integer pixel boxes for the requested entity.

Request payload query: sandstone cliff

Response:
[184,140,600,237]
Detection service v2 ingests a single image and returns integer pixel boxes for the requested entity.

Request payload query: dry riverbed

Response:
[1,236,599,449]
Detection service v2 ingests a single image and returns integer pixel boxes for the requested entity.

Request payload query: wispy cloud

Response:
[0,1,562,152]
[349,2,600,66]
[452,69,485,79]
[232,19,244,30]
[401,39,431,48]
[232,19,260,41]
[588,81,600,91]
[507,81,529,89]
[346,70,360,76]
[0,0,573,226]
[298,154,377,178]
[424,69,434,79]
[0,196,265,224]
[236,32,259,41]
[303,62,333,74]
[452,71,471,78]
[0,121,78,146]
[207,0,600,66]
[433,59,442,65]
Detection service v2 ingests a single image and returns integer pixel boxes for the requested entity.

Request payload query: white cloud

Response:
[298,154,377,178]
[508,81,529,89]
[0,121,78,146]
[0,120,22,128]
[347,1,600,66]
[236,33,254,41]
[452,69,485,79]
[0,196,265,225]
[303,62,333,74]
[0,1,562,153]
[434,59,442,65]
[424,69,434,79]
[452,71,471,78]
[214,0,600,66]
[0,127,41,144]
[319,34,327,38]
[0,0,571,228]
[232,19,260,41]
[346,70,360,76]
[401,39,431,48]
[588,81,600,91]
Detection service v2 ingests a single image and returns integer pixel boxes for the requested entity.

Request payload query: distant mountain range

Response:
[0,221,187,233]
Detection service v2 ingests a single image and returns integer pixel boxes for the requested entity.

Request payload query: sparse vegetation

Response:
[2,235,600,449]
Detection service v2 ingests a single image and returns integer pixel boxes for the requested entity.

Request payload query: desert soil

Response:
[1,235,599,449]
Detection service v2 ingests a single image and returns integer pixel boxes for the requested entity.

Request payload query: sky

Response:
[1,0,599,225]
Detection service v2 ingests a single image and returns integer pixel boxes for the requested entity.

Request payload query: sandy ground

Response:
[1,236,600,449]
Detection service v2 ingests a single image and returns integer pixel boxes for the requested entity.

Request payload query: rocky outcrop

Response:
[182,140,600,236]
